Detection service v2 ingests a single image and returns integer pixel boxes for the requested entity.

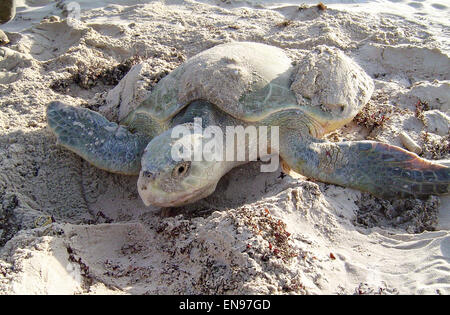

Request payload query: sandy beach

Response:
[0,0,449,294]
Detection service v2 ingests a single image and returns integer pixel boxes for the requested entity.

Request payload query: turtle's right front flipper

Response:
[281,138,449,199]
[47,101,150,175]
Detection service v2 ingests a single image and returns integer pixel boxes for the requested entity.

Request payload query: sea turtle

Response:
[47,42,450,207]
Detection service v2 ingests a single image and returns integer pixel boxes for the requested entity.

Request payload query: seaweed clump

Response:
[51,56,142,92]
[353,100,393,135]
[238,207,297,263]
[355,193,440,233]
[420,132,450,160]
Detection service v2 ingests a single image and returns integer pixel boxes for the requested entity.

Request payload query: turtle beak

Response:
[137,167,218,207]
[141,197,152,207]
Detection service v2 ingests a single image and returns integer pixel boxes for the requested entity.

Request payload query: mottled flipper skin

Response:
[281,137,449,199]
[47,102,149,175]
[353,142,449,198]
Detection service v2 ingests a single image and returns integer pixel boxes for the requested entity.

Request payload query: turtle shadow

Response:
[0,126,96,246]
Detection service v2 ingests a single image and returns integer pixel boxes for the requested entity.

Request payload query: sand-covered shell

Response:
[131,42,374,132]
[291,46,374,132]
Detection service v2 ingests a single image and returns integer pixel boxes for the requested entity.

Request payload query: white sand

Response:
[0,0,449,294]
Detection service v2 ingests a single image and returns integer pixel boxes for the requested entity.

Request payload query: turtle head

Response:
[137,125,225,207]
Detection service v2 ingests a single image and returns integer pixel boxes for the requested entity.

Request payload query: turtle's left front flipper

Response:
[47,101,150,175]
[281,139,449,199]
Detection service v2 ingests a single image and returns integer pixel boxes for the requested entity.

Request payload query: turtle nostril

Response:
[142,171,154,179]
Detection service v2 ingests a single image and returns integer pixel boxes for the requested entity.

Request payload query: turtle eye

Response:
[172,161,191,178]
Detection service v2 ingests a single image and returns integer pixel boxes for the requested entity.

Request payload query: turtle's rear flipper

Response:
[47,101,149,175]
[282,140,449,199]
